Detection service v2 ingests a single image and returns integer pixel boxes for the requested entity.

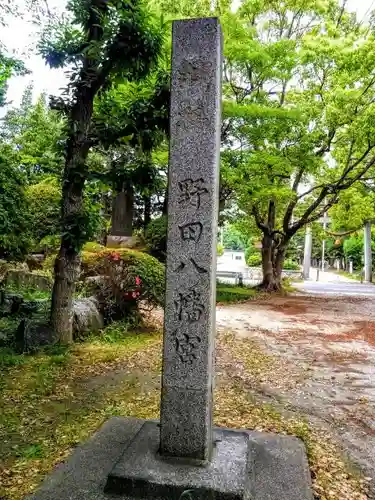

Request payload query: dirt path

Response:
[216,294,375,492]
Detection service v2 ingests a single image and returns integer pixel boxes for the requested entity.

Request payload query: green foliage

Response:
[26,178,61,245]
[37,0,167,262]
[282,260,300,271]
[216,0,375,286]
[0,346,27,368]
[324,238,344,261]
[4,283,51,301]
[330,185,375,232]
[0,147,30,260]
[37,235,61,254]
[145,215,167,262]
[82,242,105,253]
[246,252,262,268]
[343,235,364,269]
[217,244,224,257]
[216,284,257,304]
[1,93,64,181]
[0,51,28,109]
[223,224,248,251]
[81,248,165,313]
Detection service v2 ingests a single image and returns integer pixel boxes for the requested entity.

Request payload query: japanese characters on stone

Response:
[171,177,209,363]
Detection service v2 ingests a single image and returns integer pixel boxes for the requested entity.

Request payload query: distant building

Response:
[217,249,246,271]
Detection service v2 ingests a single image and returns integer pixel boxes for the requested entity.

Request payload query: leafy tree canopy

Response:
[217,0,375,289]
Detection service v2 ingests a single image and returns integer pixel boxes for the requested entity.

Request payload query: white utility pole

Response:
[319,210,331,271]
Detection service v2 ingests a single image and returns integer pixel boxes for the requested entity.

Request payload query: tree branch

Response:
[315,128,336,156]
[252,205,267,233]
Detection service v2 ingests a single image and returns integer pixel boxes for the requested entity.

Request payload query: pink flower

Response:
[135,276,141,286]
[110,251,121,261]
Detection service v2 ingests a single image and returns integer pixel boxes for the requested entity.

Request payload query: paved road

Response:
[295,269,375,296]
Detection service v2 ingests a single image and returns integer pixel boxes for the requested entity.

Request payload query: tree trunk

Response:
[143,194,151,230]
[259,234,279,291]
[273,245,286,290]
[50,164,87,342]
[50,247,81,343]
[50,84,94,342]
[258,235,287,292]
[50,0,112,343]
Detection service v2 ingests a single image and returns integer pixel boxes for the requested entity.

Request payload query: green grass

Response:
[3,284,51,301]
[334,269,363,281]
[216,284,258,303]
[0,322,161,499]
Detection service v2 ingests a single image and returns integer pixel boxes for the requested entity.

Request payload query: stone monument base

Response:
[106,235,140,249]
[29,417,313,500]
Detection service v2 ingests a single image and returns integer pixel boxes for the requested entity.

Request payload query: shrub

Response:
[42,253,57,275]
[81,248,165,321]
[38,235,61,254]
[246,253,262,267]
[145,216,167,262]
[26,178,61,244]
[83,241,105,253]
[283,259,300,271]
[0,149,31,260]
[217,244,224,257]
[216,284,256,304]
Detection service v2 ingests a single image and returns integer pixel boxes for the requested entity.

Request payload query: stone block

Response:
[29,417,313,500]
[106,421,248,500]
[247,432,313,500]
[28,417,144,500]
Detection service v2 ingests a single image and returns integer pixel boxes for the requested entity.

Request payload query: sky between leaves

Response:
[1,0,375,109]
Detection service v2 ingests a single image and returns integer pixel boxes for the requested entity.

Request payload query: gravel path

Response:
[216,294,375,493]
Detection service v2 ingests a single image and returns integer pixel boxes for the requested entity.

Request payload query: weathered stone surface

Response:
[247,432,313,500]
[73,297,104,336]
[364,221,372,282]
[302,227,312,279]
[29,417,313,500]
[16,319,54,352]
[5,270,52,291]
[106,235,140,249]
[110,189,134,238]
[160,16,222,462]
[28,417,144,500]
[106,421,248,500]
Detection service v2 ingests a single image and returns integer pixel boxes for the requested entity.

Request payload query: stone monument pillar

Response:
[159,17,221,462]
[107,188,135,248]
[364,221,372,283]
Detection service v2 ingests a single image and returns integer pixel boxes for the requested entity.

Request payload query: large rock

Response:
[83,275,108,296]
[5,270,52,291]
[73,297,104,337]
[15,319,54,353]
[12,298,103,352]
[26,254,45,271]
